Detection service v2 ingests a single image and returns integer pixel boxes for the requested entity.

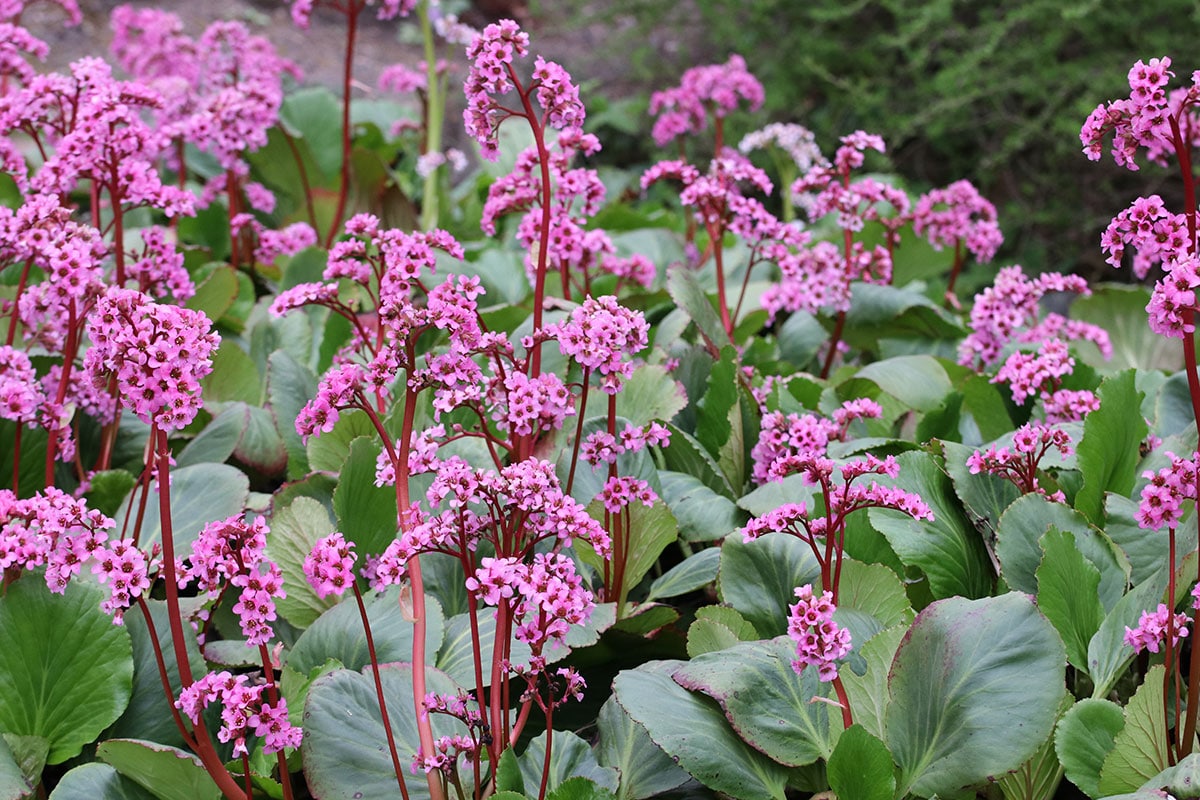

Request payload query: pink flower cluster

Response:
[648,55,764,146]
[177,671,300,757]
[84,287,218,431]
[303,532,358,599]
[466,552,595,651]
[180,516,285,647]
[793,132,906,234]
[787,584,851,682]
[1081,56,1195,171]
[751,398,882,484]
[463,20,583,161]
[580,421,671,467]
[966,422,1073,501]
[992,339,1098,423]
[549,295,649,394]
[598,476,657,514]
[739,123,826,174]
[913,179,1003,264]
[1124,603,1189,655]
[958,265,1110,369]
[1137,451,1198,531]
[0,487,113,595]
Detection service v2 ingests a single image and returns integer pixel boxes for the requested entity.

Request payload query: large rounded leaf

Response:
[116,463,250,552]
[48,763,156,800]
[302,663,465,800]
[0,575,133,764]
[287,588,444,676]
[718,532,820,637]
[611,662,788,800]
[886,592,1066,798]
[0,736,31,800]
[96,740,221,800]
[594,696,689,800]
[673,638,838,767]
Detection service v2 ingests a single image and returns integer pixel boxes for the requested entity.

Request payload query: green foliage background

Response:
[565,0,1200,277]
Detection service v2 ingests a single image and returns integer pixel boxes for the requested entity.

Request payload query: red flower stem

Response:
[536,700,554,800]
[1168,114,1200,756]
[43,303,79,487]
[831,675,853,730]
[281,129,319,230]
[943,239,964,308]
[563,370,591,496]
[509,64,553,379]
[134,596,198,751]
[507,694,534,749]
[153,426,247,800]
[325,1,360,249]
[352,585,411,800]
[1167,529,1179,762]
[5,259,30,346]
[489,602,511,763]
[255,644,296,800]
[708,218,734,339]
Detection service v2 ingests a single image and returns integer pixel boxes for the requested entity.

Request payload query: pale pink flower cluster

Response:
[912,179,1003,264]
[289,0,413,30]
[992,338,1098,422]
[648,55,764,146]
[125,226,194,301]
[466,551,594,651]
[966,422,1073,502]
[177,671,300,756]
[739,122,826,173]
[580,421,671,467]
[598,475,657,514]
[958,265,1110,369]
[787,584,851,682]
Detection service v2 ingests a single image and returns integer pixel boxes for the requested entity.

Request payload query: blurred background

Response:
[23,0,1200,283]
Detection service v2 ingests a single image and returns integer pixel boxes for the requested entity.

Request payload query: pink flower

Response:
[649,55,763,146]
[787,584,851,682]
[304,532,358,599]
[1125,603,1189,654]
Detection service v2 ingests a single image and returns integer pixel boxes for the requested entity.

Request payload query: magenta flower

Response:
[966,422,1074,501]
[1125,603,1189,654]
[649,55,764,147]
[304,532,358,599]
[549,295,649,394]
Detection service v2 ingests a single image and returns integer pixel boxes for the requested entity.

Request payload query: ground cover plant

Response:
[2,2,1200,799]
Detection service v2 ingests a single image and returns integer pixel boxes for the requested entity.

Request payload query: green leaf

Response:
[686,605,757,657]
[515,731,619,796]
[201,340,261,405]
[287,588,444,676]
[777,311,826,367]
[1055,698,1124,798]
[279,87,343,182]
[841,282,965,350]
[96,740,220,800]
[234,404,288,475]
[2,735,45,792]
[960,373,1015,442]
[266,496,340,629]
[853,355,952,412]
[497,747,524,794]
[661,426,736,499]
[996,699,1071,800]
[302,664,466,800]
[657,470,739,544]
[84,470,138,519]
[887,593,1066,798]
[612,663,789,800]
[332,437,398,559]
[665,265,730,351]
[595,696,689,800]
[836,558,913,629]
[737,473,817,518]
[1105,493,1186,587]
[611,604,679,636]
[48,763,156,800]
[1036,528,1105,674]
[940,439,1020,536]
[1072,284,1183,373]
[1075,370,1148,524]
[1098,665,1170,795]
[867,450,993,600]
[646,547,720,602]
[0,735,32,800]
[827,725,895,800]
[0,575,133,764]
[995,494,1125,610]
[1087,574,1168,698]
[613,364,688,428]
[104,600,205,747]
[696,346,738,463]
[116,463,249,554]
[175,406,243,468]
[546,777,618,800]
[840,625,905,742]
[306,409,378,473]
[266,350,317,480]
[580,500,677,611]
[718,531,821,637]
[674,638,839,767]
[184,266,239,324]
